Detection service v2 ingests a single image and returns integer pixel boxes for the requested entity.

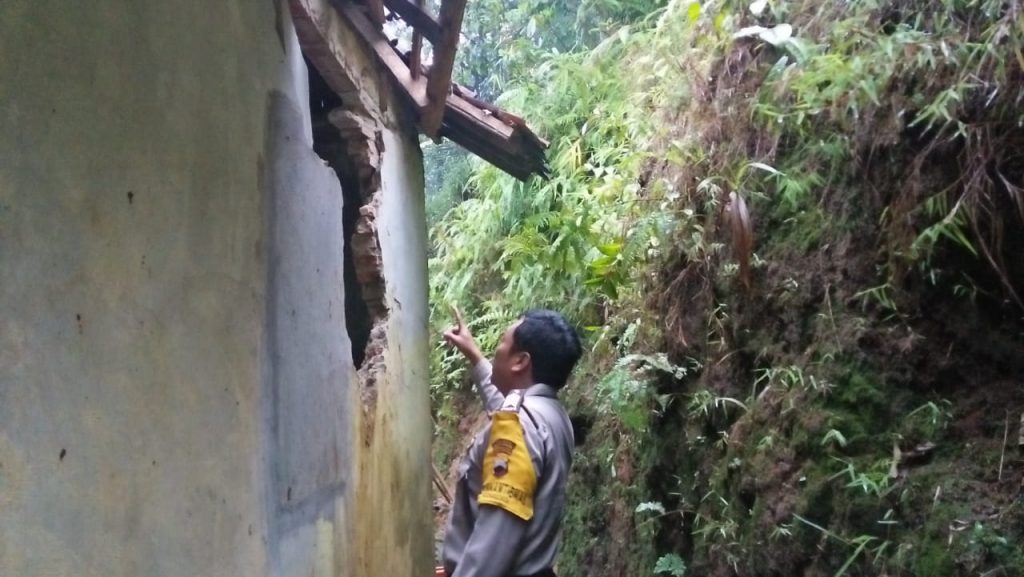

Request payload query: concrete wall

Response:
[0,1,430,576]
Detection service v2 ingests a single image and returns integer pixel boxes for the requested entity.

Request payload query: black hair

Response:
[512,309,582,390]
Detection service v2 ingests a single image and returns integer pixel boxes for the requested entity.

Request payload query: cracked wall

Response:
[307,49,433,577]
[0,1,430,576]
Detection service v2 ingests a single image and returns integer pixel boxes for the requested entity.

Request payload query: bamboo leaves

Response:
[427,8,669,397]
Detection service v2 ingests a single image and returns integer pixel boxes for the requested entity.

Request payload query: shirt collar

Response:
[523,383,558,398]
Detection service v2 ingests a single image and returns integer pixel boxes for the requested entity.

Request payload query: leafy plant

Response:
[427,0,1024,576]
[829,458,891,498]
[654,553,687,577]
[821,428,849,449]
[686,389,748,419]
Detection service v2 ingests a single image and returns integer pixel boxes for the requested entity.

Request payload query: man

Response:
[440,308,582,577]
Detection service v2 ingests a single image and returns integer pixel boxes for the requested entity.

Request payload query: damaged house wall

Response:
[0,1,430,576]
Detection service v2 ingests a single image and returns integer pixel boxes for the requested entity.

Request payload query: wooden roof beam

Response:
[409,0,424,81]
[298,0,548,181]
[365,0,386,25]
[334,0,429,108]
[420,0,467,137]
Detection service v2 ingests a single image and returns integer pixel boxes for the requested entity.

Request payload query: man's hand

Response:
[443,305,484,365]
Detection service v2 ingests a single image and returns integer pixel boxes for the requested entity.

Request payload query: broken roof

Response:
[290,0,549,181]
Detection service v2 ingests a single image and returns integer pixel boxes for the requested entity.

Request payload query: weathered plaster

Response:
[0,1,430,576]
[351,122,433,577]
[317,69,433,577]
[321,105,432,577]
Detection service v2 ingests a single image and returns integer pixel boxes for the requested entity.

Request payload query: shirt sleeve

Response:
[470,359,504,413]
[450,504,528,577]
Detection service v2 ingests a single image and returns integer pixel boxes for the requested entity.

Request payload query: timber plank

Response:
[335,1,429,108]
[421,0,467,136]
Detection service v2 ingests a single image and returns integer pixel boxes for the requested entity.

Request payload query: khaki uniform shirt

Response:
[442,360,574,577]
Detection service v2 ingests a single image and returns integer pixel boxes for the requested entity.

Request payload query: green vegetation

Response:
[429,0,1024,575]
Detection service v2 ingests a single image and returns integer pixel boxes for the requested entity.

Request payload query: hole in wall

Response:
[306,56,373,369]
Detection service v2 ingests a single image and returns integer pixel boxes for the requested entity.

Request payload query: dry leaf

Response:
[727,191,754,289]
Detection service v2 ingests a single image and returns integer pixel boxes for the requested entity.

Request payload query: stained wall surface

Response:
[0,1,430,575]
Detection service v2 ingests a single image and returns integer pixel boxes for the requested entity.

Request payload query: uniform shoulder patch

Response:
[478,409,537,520]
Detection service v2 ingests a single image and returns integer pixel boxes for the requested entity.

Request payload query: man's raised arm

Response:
[443,305,503,411]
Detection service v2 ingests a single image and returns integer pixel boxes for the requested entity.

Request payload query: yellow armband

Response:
[478,402,537,521]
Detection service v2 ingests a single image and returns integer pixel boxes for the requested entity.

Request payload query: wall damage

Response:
[310,67,390,437]
[291,4,435,574]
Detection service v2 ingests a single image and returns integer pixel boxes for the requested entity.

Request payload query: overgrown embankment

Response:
[430,1,1024,575]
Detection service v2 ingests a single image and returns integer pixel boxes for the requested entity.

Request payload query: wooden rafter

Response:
[408,0,424,80]
[293,0,548,181]
[334,0,428,107]
[420,0,466,136]
[365,0,386,24]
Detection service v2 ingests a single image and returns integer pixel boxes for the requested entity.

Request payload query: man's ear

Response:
[511,351,531,373]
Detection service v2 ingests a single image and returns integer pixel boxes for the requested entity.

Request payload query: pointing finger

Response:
[450,304,465,330]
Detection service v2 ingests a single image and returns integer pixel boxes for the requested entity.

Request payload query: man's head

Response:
[491,309,582,394]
